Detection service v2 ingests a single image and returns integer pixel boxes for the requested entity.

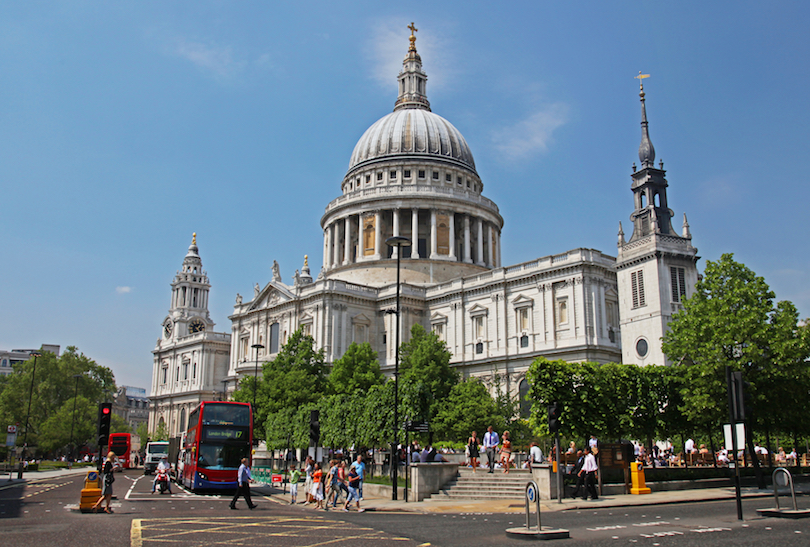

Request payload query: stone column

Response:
[429,209,438,259]
[343,216,352,266]
[392,209,400,258]
[463,215,472,263]
[325,225,332,269]
[411,209,420,259]
[374,210,382,259]
[449,213,456,260]
[331,223,339,267]
[497,229,502,268]
[357,216,365,261]
[476,218,485,266]
[487,223,494,267]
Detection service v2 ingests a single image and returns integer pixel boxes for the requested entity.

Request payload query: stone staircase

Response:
[426,467,533,501]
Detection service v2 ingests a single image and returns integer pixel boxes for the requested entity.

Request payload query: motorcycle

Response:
[156,469,171,494]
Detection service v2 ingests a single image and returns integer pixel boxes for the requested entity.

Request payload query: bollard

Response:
[505,480,569,540]
[630,461,651,495]
[79,469,102,513]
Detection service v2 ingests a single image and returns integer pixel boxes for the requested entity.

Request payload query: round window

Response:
[636,338,649,358]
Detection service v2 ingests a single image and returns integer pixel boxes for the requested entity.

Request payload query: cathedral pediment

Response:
[249,281,296,311]
[511,294,534,308]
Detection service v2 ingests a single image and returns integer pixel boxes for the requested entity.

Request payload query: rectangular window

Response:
[557,299,568,325]
[404,169,411,178]
[183,361,188,380]
[670,267,687,302]
[433,323,444,341]
[457,176,462,185]
[301,323,312,337]
[518,308,529,331]
[269,322,280,353]
[390,170,397,179]
[161,367,167,384]
[473,316,484,339]
[432,171,439,180]
[365,174,371,183]
[377,172,383,181]
[445,173,452,182]
[418,170,425,179]
[192,362,197,379]
[631,270,646,308]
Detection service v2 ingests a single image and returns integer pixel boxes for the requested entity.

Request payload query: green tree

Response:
[151,420,169,441]
[0,346,116,455]
[662,254,810,431]
[233,328,328,436]
[433,378,502,442]
[399,324,458,410]
[328,342,384,395]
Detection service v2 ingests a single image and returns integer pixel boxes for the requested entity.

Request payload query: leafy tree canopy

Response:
[328,342,384,395]
[0,346,116,455]
[433,378,502,443]
[399,324,458,406]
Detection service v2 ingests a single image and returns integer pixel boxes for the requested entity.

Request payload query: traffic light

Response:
[547,402,561,433]
[309,410,320,447]
[731,372,752,422]
[97,402,112,446]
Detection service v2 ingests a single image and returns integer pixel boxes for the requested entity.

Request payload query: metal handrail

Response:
[772,468,798,511]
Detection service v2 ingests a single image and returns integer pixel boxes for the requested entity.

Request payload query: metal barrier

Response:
[772,468,798,512]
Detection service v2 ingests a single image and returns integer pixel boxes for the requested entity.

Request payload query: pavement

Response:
[257,479,810,515]
[5,466,809,516]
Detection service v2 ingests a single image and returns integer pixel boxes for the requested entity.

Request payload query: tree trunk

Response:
[745,416,765,489]
[681,434,687,467]
[707,426,718,468]
[765,424,774,468]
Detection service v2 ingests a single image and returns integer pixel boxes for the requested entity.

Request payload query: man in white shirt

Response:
[483,426,499,474]
[684,438,695,454]
[579,446,599,500]
[528,442,543,469]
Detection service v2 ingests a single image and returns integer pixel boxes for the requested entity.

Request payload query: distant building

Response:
[113,386,150,432]
[0,345,60,377]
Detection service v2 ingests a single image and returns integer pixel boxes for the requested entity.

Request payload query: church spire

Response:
[636,72,655,168]
[394,22,431,112]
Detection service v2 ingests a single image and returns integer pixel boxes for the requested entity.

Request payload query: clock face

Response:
[164,321,173,338]
[189,318,206,333]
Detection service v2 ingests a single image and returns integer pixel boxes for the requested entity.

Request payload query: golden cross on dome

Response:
[408,22,418,51]
[304,255,308,267]
[635,71,650,90]
[192,232,197,245]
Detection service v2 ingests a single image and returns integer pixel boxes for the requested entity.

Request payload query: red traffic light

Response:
[102,407,111,415]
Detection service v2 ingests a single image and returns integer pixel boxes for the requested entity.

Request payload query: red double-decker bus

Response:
[181,401,252,491]
[108,432,132,469]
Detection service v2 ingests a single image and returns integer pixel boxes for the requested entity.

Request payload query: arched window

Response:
[179,408,186,432]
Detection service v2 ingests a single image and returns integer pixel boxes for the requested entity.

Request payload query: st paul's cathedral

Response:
[149,29,699,436]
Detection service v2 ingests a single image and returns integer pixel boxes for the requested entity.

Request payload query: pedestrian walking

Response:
[500,431,513,473]
[467,431,480,472]
[343,465,364,512]
[230,458,257,510]
[91,451,116,514]
[483,426,499,473]
[303,456,314,504]
[569,450,585,498]
[311,462,325,509]
[325,460,340,508]
[332,461,349,508]
[579,446,599,500]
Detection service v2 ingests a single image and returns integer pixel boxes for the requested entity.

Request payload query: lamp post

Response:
[18,351,42,479]
[68,373,82,467]
[251,344,265,410]
[222,379,228,401]
[386,235,411,501]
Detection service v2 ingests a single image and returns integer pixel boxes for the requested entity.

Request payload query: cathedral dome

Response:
[348,108,476,173]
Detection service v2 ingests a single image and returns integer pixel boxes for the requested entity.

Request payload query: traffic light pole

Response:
[726,366,743,521]
[555,432,562,504]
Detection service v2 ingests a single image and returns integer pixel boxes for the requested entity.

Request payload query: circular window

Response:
[636,338,649,358]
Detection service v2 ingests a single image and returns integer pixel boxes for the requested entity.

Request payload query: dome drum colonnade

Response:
[320,25,503,285]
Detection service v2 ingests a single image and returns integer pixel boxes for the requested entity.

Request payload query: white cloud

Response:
[492,104,569,161]
[116,286,133,294]
[173,38,248,79]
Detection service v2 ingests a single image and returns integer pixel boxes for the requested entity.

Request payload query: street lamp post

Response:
[68,373,82,467]
[251,344,265,410]
[18,351,42,479]
[386,235,411,501]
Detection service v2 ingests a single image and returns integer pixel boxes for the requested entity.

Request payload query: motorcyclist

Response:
[151,457,172,494]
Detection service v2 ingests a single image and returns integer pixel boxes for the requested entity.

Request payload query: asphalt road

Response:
[1,469,809,547]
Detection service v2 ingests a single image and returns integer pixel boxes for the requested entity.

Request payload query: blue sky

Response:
[2,2,808,389]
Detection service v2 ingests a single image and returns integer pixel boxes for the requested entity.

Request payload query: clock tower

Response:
[149,233,231,437]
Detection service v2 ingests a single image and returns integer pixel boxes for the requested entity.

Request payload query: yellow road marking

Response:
[130,519,143,547]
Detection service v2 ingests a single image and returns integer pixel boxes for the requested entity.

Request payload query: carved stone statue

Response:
[236,293,242,304]
[254,283,260,297]
[272,260,281,282]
